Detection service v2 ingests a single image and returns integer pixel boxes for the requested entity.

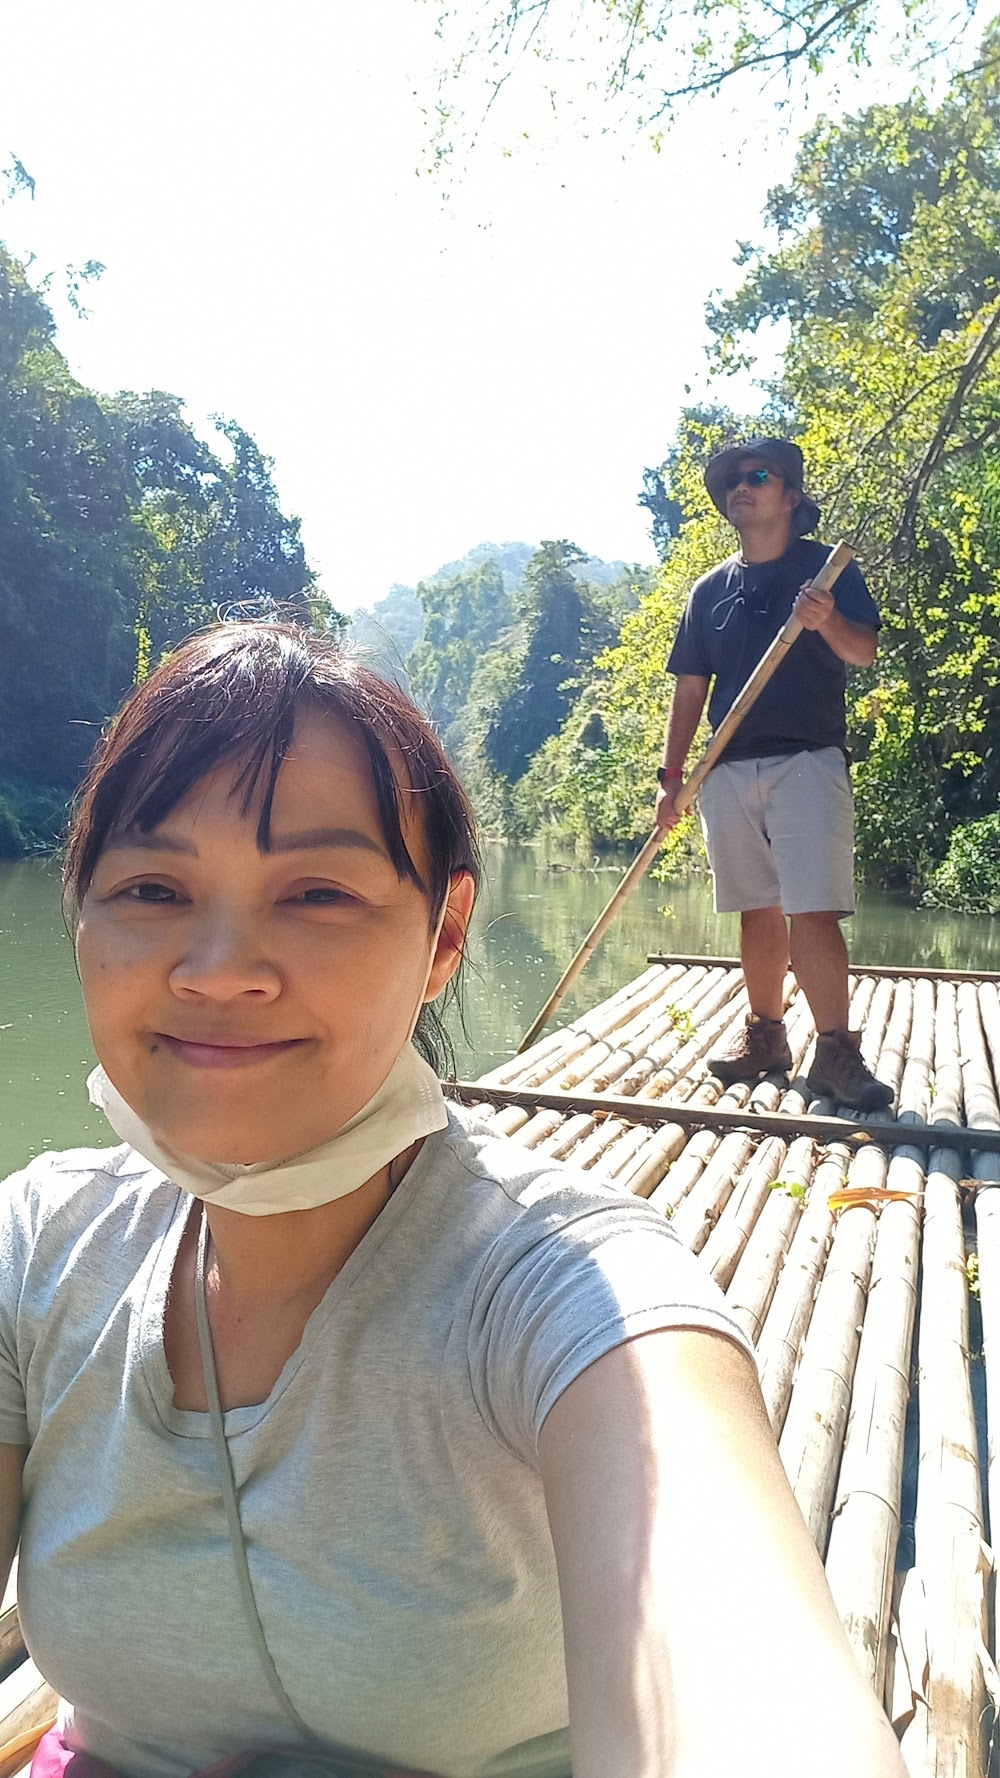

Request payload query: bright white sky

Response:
[2,0,994,610]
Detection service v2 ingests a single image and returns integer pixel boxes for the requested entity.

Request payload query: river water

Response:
[1,845,998,1178]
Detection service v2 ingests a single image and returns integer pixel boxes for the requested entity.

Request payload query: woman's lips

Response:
[155,1034,307,1070]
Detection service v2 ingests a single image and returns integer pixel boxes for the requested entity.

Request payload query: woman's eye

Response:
[290,886,351,906]
[127,882,179,903]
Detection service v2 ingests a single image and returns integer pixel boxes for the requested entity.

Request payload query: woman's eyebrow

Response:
[267,827,390,859]
[102,826,390,859]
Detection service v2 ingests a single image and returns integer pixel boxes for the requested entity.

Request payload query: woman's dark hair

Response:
[63,623,481,1075]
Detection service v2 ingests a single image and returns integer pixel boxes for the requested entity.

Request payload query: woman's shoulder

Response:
[0,1143,175,1259]
[433,1102,680,1246]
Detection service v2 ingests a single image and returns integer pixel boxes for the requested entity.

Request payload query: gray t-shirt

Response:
[0,1105,751,1778]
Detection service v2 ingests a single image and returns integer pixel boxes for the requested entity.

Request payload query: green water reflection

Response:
[1,847,998,1177]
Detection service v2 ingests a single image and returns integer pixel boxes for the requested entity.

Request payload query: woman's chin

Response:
[160,1120,306,1169]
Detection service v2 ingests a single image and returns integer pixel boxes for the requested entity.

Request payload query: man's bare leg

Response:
[740,907,788,1021]
[788,912,850,1033]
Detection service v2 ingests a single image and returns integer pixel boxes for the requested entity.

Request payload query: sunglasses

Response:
[723,467,782,491]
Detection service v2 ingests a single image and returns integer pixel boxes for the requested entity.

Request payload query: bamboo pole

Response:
[483,965,681,1088]
[896,978,935,1124]
[977,981,1000,1097]
[898,1148,992,1778]
[557,967,730,1092]
[646,954,1000,984]
[778,1193,878,1551]
[611,1121,692,1200]
[700,1136,788,1289]
[958,981,1000,1135]
[447,1082,1000,1155]
[647,1128,721,1220]
[755,1145,849,1435]
[0,1607,23,1687]
[670,1130,757,1253]
[824,1155,922,1701]
[963,984,1000,1645]
[0,1661,57,1778]
[725,1138,817,1343]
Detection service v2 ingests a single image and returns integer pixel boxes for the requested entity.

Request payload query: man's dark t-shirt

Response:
[666,538,880,763]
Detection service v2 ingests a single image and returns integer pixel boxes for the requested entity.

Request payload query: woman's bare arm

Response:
[539,1329,905,1778]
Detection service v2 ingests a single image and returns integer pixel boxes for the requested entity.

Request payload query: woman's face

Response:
[76,710,475,1164]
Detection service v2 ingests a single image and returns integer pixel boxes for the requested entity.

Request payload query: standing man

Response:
[656,437,893,1111]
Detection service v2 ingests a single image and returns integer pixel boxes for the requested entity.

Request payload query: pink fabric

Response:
[31,1730,427,1778]
[31,1734,252,1778]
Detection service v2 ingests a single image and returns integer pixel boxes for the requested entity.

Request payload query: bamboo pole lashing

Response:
[823,1164,922,1702]
[451,1079,1000,1159]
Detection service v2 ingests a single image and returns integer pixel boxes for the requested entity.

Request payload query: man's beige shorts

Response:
[697,747,856,918]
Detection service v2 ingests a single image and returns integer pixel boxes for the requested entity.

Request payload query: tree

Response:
[0,238,333,840]
[408,558,514,743]
[429,0,991,163]
[483,540,590,781]
[708,37,1000,360]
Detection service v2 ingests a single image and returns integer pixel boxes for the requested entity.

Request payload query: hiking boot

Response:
[708,1014,792,1086]
[806,1029,894,1111]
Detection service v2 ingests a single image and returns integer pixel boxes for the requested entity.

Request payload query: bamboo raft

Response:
[448,951,1000,1777]
[2,950,999,1772]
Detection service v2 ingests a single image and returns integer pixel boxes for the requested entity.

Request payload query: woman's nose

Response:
[167,914,282,1002]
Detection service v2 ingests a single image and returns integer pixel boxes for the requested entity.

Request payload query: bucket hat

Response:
[704,436,820,536]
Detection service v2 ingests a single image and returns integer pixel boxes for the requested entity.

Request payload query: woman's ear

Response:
[423,872,476,1003]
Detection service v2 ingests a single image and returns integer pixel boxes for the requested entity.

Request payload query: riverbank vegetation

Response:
[0,221,334,856]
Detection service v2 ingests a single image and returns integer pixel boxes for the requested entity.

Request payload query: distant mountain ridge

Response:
[348,540,630,677]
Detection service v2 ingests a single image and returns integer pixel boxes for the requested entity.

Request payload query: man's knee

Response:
[741,905,785,929]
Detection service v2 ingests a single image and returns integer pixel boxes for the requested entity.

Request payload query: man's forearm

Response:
[818,611,878,668]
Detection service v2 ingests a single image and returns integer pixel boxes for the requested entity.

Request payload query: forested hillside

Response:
[0,243,332,857]
[349,541,649,833]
